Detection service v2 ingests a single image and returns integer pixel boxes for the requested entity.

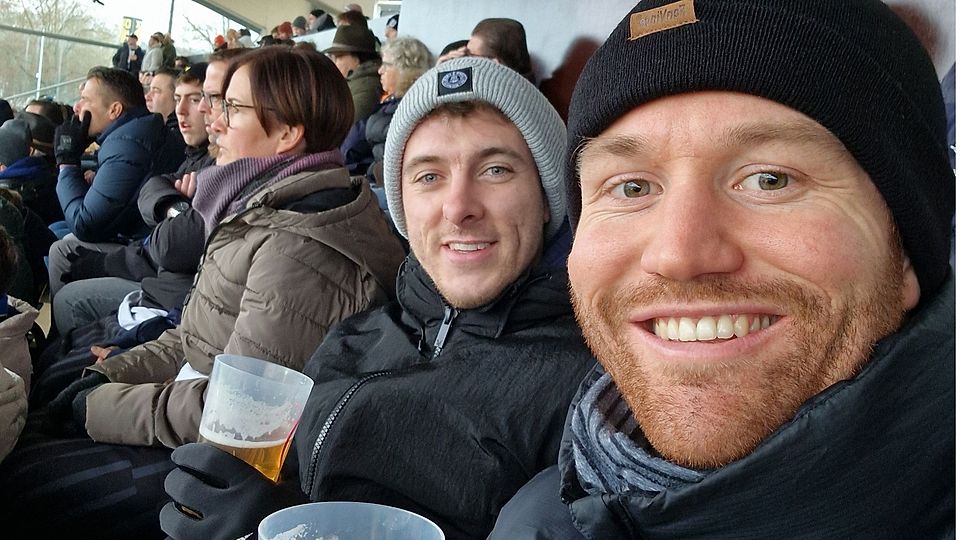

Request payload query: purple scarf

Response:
[192,150,344,236]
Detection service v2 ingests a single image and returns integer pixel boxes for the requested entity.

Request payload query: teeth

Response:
[653,314,777,342]
[678,318,696,342]
[448,242,489,252]
[734,315,750,337]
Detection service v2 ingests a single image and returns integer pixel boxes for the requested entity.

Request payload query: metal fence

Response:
[0,23,116,109]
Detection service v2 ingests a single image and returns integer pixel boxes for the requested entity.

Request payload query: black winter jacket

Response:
[490,276,956,540]
[294,254,597,539]
[101,144,214,309]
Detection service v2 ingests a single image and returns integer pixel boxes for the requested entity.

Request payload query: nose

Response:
[197,97,210,117]
[639,183,744,281]
[441,173,484,228]
[210,108,227,134]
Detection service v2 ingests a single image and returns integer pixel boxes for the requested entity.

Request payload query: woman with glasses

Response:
[0,46,407,540]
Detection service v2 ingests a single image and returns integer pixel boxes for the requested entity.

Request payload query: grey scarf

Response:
[192,150,343,236]
[570,372,709,494]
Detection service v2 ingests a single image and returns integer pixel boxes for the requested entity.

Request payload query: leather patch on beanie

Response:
[437,67,473,96]
[629,0,698,40]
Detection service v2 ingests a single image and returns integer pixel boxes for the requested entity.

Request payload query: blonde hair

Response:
[381,37,433,97]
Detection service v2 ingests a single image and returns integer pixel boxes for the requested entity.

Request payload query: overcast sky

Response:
[92,0,255,55]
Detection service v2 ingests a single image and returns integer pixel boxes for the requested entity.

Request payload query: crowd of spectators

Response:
[0,1,952,539]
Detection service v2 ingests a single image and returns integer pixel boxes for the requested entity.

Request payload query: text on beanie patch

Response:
[629,0,698,40]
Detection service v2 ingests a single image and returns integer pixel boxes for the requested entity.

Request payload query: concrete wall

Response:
[392,0,954,119]
[886,0,955,77]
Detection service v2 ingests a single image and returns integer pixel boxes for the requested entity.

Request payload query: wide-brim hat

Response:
[322,24,378,55]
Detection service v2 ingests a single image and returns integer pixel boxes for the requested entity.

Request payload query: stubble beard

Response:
[571,251,906,469]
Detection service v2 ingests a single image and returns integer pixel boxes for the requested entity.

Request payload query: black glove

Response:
[161,443,309,540]
[53,110,91,167]
[60,246,108,283]
[41,371,109,437]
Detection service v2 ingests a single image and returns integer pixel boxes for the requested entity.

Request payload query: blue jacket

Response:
[56,109,182,242]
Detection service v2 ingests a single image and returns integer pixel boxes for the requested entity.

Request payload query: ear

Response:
[107,101,124,120]
[900,254,921,311]
[274,123,306,155]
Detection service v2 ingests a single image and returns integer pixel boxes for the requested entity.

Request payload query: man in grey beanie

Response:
[160,57,595,540]
[491,0,953,538]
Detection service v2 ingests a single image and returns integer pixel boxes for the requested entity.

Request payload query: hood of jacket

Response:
[0,156,50,180]
[0,296,39,388]
[556,275,955,539]
[232,166,400,300]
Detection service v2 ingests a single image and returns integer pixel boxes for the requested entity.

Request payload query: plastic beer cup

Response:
[258,501,445,540]
[198,354,314,482]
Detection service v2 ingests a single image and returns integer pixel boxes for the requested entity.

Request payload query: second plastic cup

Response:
[258,501,445,540]
[198,354,314,482]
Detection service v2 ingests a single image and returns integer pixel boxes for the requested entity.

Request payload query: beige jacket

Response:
[0,297,39,389]
[0,297,37,462]
[85,168,405,448]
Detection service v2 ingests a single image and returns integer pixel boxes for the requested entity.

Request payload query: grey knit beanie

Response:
[384,57,566,241]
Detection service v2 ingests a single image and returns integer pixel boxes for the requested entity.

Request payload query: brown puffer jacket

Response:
[84,167,405,448]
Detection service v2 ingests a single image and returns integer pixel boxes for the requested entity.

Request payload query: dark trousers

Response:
[0,411,173,539]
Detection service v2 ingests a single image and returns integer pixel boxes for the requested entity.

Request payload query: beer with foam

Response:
[198,425,291,482]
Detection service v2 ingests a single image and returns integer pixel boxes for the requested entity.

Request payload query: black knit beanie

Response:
[567,0,954,304]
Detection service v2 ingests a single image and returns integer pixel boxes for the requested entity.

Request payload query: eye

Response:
[741,171,791,191]
[612,179,653,198]
[415,173,439,184]
[485,165,508,176]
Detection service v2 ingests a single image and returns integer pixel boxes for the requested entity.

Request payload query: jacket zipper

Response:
[432,305,457,359]
[179,201,263,309]
[305,370,392,496]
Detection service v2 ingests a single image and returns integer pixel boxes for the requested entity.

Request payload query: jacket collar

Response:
[395,236,573,341]
[558,275,955,537]
[96,106,152,144]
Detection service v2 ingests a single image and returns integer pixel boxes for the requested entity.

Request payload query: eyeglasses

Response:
[200,91,223,110]
[220,99,274,128]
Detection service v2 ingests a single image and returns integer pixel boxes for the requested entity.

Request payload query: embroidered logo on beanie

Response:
[630,0,698,39]
[438,68,472,96]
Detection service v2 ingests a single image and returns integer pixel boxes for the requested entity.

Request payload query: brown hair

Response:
[336,10,368,28]
[221,47,354,152]
[207,47,250,65]
[86,66,147,110]
[471,18,534,82]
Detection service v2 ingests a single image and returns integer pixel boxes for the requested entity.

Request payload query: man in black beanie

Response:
[491,0,954,538]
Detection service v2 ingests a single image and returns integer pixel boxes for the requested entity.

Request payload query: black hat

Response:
[566,0,954,304]
[0,118,31,166]
[322,24,378,55]
[0,100,13,126]
[15,111,54,153]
